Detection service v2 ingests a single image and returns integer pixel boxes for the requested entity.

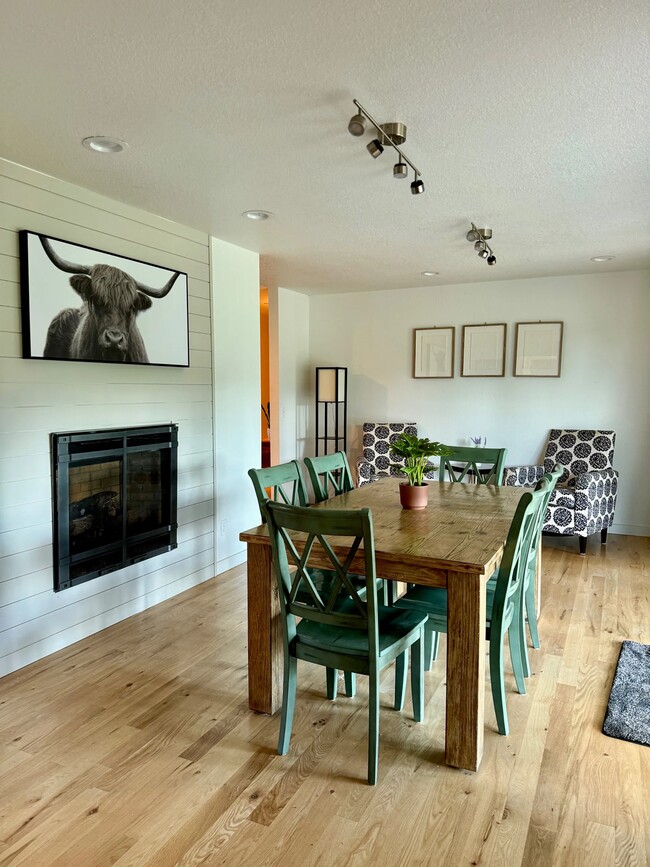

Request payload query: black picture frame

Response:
[19,231,190,367]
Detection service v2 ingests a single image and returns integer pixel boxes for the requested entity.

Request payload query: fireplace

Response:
[51,424,178,591]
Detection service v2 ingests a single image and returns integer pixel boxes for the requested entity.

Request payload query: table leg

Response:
[247,542,283,714]
[445,569,486,771]
[535,545,542,618]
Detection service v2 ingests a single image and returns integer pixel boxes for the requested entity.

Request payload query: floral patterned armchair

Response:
[504,429,619,554]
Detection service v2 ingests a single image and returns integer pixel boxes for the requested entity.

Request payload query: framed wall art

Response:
[413,326,455,378]
[19,231,190,367]
[514,321,564,377]
[461,323,507,377]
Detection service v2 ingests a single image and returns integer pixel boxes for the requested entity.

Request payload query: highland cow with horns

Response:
[40,236,180,363]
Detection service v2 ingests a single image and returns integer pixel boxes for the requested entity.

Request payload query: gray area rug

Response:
[602,640,650,746]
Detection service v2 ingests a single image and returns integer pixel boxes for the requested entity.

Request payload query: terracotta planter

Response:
[399,482,429,510]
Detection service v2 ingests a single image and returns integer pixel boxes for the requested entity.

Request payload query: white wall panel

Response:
[0,158,215,676]
[210,237,261,572]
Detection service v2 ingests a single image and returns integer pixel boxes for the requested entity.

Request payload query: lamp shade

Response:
[316,367,346,402]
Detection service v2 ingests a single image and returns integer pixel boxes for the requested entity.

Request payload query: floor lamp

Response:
[315,367,347,456]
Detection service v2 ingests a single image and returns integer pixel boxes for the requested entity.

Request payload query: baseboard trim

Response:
[216,549,246,575]
[609,523,650,538]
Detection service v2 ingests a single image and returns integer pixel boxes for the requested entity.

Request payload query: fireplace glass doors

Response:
[51,424,178,591]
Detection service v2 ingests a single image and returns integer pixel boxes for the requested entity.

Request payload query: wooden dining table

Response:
[239,476,528,772]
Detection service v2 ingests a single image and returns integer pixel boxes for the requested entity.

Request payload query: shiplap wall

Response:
[0,159,215,677]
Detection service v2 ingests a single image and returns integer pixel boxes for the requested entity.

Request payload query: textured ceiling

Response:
[1,0,649,293]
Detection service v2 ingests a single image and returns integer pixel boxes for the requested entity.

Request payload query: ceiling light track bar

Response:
[466,222,498,266]
[348,99,425,193]
[352,99,422,179]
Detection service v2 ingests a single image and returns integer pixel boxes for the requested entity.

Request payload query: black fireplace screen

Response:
[51,424,178,591]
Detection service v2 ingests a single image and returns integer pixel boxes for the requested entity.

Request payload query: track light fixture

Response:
[367,138,384,158]
[348,113,366,136]
[466,223,498,266]
[347,99,425,195]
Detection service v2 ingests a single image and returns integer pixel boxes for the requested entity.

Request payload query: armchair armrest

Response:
[503,465,545,487]
[572,468,619,530]
[356,456,437,487]
[574,467,619,490]
[355,455,382,487]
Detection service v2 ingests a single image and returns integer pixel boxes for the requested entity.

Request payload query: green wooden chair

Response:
[304,451,354,503]
[248,460,309,515]
[438,446,508,486]
[304,450,376,698]
[516,464,563,676]
[248,461,367,699]
[393,479,549,736]
[264,500,427,784]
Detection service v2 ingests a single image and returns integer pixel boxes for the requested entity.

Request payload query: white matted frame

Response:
[413,326,455,378]
[461,323,506,377]
[514,321,564,377]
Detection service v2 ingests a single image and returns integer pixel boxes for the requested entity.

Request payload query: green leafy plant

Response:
[389,433,452,486]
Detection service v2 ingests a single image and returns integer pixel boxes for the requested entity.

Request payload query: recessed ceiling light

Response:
[590,255,615,262]
[82,135,128,154]
[421,271,439,277]
[242,210,272,221]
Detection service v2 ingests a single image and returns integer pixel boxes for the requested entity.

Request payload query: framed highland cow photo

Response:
[19,231,190,367]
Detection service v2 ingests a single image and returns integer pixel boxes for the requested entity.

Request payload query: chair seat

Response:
[395,583,498,624]
[296,603,427,658]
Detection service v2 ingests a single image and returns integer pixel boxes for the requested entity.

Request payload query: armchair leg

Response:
[579,536,587,556]
[601,528,608,545]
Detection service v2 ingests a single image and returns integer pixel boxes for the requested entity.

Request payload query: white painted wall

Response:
[211,237,261,572]
[308,271,650,536]
[0,159,215,677]
[277,287,311,463]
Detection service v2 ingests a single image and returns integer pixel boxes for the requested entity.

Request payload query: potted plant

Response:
[390,433,451,510]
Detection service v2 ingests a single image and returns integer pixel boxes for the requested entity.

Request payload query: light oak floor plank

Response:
[0,534,647,866]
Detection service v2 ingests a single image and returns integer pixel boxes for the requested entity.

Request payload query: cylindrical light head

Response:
[474,240,484,252]
[478,248,489,259]
[348,113,366,136]
[367,138,384,158]
[410,177,425,195]
[393,161,408,179]
[466,228,480,242]
[487,255,497,266]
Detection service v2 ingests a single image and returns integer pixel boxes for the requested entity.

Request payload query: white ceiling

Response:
[1,0,649,293]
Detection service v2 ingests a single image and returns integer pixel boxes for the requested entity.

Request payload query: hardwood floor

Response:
[0,534,648,866]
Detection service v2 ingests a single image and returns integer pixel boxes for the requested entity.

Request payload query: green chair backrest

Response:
[248,461,308,523]
[264,501,379,654]
[304,451,354,503]
[536,464,562,525]
[438,446,508,486]
[528,464,562,565]
[490,479,549,631]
